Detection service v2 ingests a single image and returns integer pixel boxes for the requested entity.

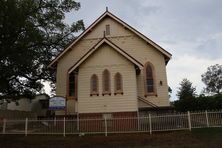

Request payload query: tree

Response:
[177,78,196,100]
[168,86,172,98]
[201,64,222,94]
[174,93,222,112]
[0,0,84,100]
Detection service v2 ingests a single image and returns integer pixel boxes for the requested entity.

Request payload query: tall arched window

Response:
[90,74,99,96]
[102,69,111,95]
[68,71,77,99]
[144,62,156,96]
[114,72,123,95]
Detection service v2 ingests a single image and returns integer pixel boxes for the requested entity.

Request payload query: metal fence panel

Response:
[138,117,150,132]
[1,110,222,136]
[28,119,64,134]
[190,112,207,128]
[107,117,139,133]
[208,112,222,127]
[151,114,189,131]
[65,119,78,134]
[5,120,26,134]
[79,118,104,134]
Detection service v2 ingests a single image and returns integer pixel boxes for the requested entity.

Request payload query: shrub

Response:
[174,94,222,112]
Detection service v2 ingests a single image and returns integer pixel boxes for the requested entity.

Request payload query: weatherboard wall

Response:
[78,44,138,113]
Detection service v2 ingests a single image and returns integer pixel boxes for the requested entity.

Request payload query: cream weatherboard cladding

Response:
[78,44,137,113]
[53,12,171,115]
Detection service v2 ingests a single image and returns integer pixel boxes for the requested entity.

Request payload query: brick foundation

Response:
[79,111,138,132]
[79,111,137,119]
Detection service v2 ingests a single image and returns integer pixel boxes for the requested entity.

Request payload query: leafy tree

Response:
[168,86,172,98]
[0,0,84,100]
[174,93,222,112]
[201,64,222,94]
[177,78,196,100]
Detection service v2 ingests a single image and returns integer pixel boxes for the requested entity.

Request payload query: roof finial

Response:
[106,7,108,12]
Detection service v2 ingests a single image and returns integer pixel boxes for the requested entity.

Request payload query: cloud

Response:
[195,33,222,59]
[167,55,222,100]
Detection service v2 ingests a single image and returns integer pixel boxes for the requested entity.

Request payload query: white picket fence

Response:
[1,110,222,136]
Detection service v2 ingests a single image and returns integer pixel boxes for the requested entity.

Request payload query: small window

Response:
[114,72,123,95]
[90,74,99,96]
[144,62,156,96]
[68,72,77,98]
[105,25,110,35]
[102,69,111,95]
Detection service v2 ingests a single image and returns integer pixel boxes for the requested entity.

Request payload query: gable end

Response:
[48,11,172,68]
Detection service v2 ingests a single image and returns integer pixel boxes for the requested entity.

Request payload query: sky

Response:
[47,0,222,101]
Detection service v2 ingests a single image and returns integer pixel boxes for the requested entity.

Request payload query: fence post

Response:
[137,111,140,131]
[25,118,28,136]
[2,118,6,134]
[187,111,191,131]
[104,116,107,136]
[205,110,209,127]
[149,114,152,134]
[77,113,79,131]
[63,117,66,137]
[54,117,56,127]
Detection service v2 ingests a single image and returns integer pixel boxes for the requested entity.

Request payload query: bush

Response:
[174,94,222,112]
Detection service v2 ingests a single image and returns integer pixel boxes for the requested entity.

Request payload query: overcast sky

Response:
[60,0,222,100]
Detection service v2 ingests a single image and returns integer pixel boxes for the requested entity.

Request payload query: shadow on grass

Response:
[0,128,222,148]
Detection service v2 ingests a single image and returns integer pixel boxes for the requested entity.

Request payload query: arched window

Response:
[102,69,111,95]
[68,71,77,99]
[144,62,156,96]
[90,74,99,96]
[114,72,123,95]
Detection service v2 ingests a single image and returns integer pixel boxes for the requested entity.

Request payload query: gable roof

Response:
[68,37,143,73]
[49,10,172,68]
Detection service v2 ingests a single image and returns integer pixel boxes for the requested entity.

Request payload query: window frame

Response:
[144,62,156,97]
[102,69,111,96]
[67,71,78,100]
[90,74,99,96]
[114,72,123,95]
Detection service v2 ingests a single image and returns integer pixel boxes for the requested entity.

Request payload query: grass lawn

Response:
[0,128,222,148]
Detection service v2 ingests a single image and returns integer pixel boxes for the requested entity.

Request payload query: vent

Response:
[105,25,110,35]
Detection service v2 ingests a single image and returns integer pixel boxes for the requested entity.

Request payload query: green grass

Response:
[191,127,222,147]
[192,127,222,138]
[0,128,222,148]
